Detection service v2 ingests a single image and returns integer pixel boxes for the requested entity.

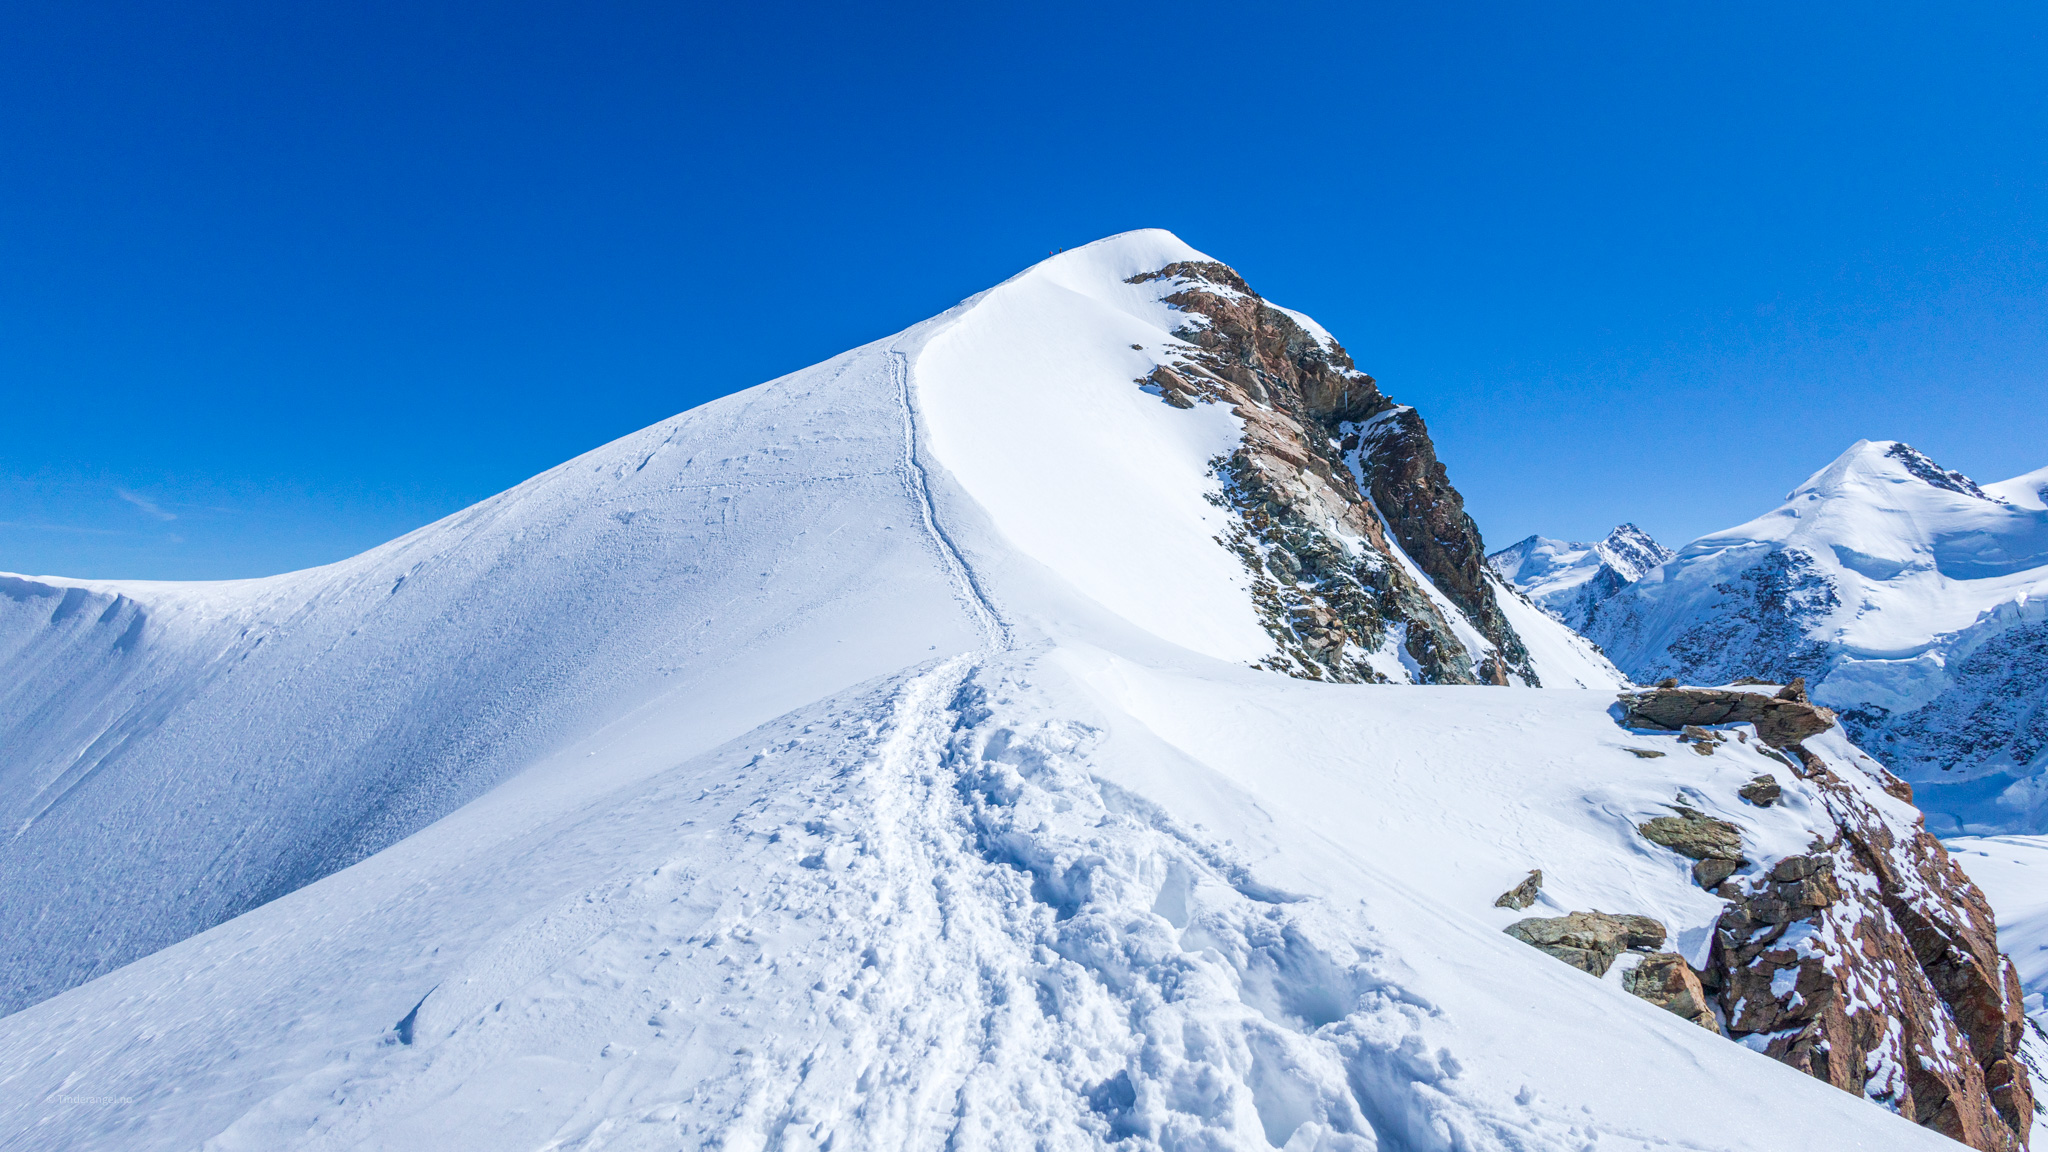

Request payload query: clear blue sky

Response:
[4,2,2045,580]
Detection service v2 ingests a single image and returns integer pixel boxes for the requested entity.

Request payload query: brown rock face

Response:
[1625,953,1721,1033]
[1619,685,2034,1149]
[1346,404,1530,682]
[1126,261,1536,685]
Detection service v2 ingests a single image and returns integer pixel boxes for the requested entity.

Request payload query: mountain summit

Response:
[0,235,2029,1151]
[1587,439,2048,833]
[1488,523,1675,631]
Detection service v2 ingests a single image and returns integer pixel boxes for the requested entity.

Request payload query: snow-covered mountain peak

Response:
[1594,523,1674,580]
[1589,438,2048,833]
[1486,523,1674,632]
[1786,437,2003,506]
[3,236,2034,1151]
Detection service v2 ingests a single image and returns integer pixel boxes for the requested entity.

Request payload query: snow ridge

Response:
[0,232,1983,1151]
[890,345,1008,650]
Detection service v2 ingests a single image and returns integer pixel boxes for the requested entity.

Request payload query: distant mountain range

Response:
[1495,441,2048,837]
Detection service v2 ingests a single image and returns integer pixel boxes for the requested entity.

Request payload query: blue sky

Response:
[4,1,2045,580]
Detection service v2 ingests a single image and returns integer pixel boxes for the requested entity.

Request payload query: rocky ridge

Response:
[1129,261,1536,685]
[1620,682,2036,1150]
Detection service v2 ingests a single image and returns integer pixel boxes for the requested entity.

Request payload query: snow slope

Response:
[0,232,1971,1149]
[1588,440,2048,833]
[1487,524,1673,633]
[0,342,987,1014]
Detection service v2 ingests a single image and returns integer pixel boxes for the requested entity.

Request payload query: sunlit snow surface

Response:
[0,231,1954,1149]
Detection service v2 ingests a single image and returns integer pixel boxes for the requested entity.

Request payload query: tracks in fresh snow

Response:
[888,345,1009,652]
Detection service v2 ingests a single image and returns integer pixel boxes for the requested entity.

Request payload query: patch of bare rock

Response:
[1604,680,2034,1150]
[1125,260,1536,685]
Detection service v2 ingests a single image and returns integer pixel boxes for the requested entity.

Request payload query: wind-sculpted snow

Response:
[1587,439,2048,833]
[0,341,987,1013]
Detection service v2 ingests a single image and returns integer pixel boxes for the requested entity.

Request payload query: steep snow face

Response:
[1588,440,2048,833]
[913,232,1270,664]
[0,342,990,1014]
[0,232,1984,1149]
[1488,524,1673,631]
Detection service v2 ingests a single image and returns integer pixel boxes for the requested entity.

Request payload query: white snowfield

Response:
[0,231,1959,1149]
[1589,438,2048,832]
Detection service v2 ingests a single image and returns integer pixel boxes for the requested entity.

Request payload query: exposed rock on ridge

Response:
[1129,261,1536,685]
[1621,683,2035,1150]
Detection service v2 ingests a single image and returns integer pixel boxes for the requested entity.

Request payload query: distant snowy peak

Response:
[1487,523,1673,632]
[1595,523,1677,581]
[1988,463,2048,512]
[1588,437,2048,834]
[1782,437,2004,508]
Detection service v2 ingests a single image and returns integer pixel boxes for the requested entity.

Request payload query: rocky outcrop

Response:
[1625,952,1721,1033]
[1506,910,1724,1033]
[1636,805,1746,889]
[1128,261,1535,685]
[1738,774,1783,807]
[1616,679,1840,752]
[1494,869,1543,910]
[1619,683,2035,1150]
[1504,910,1665,977]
